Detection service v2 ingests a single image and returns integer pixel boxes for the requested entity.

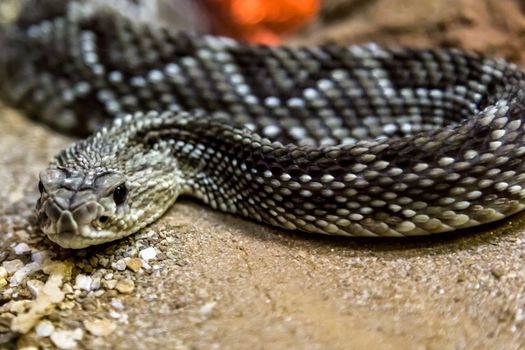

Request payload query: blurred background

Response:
[1,0,524,64]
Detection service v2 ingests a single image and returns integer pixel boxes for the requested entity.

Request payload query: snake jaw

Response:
[45,230,121,249]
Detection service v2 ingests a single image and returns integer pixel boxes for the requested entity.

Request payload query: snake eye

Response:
[113,183,128,205]
[38,181,44,194]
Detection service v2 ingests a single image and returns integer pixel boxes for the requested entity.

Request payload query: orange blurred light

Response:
[231,0,267,25]
[205,0,320,44]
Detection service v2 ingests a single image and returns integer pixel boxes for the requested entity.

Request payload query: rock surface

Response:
[310,0,525,64]
[2,0,525,349]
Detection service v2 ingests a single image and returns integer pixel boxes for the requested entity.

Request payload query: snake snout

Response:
[57,211,78,235]
[42,197,104,235]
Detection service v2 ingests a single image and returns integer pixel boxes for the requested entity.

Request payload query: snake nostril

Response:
[39,211,49,223]
[98,216,109,224]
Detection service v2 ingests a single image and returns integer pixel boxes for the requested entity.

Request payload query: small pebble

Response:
[115,279,135,294]
[112,259,127,271]
[491,267,506,279]
[59,301,76,310]
[84,318,117,336]
[31,251,48,264]
[26,279,44,296]
[126,258,143,272]
[62,283,74,294]
[139,247,157,262]
[199,302,217,317]
[124,246,137,257]
[109,311,122,319]
[35,320,55,337]
[10,262,40,286]
[88,256,98,267]
[13,243,31,255]
[103,279,118,289]
[111,298,124,310]
[98,257,109,267]
[91,276,101,290]
[2,259,24,274]
[50,328,84,349]
[93,290,105,297]
[74,274,93,291]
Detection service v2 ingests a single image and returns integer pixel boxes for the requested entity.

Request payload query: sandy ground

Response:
[2,0,525,348]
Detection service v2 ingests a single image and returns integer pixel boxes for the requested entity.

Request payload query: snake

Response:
[1,1,525,249]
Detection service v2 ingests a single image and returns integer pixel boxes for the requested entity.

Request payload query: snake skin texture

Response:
[2,2,525,248]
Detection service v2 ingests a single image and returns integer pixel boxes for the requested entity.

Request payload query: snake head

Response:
[36,114,186,248]
[36,168,133,248]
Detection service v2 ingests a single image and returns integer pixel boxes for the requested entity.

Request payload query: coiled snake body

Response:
[2,3,525,248]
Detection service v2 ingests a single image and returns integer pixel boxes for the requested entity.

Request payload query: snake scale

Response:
[2,1,525,248]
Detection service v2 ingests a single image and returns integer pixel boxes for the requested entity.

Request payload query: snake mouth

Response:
[41,214,120,249]
[41,220,117,249]
[45,229,118,249]
[37,196,118,249]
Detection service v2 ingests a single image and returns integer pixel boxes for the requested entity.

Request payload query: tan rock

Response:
[115,279,135,294]
[126,258,143,272]
[26,279,44,297]
[2,259,24,274]
[50,328,83,350]
[10,261,72,334]
[84,318,117,336]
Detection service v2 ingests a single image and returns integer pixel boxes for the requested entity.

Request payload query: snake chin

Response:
[44,228,122,249]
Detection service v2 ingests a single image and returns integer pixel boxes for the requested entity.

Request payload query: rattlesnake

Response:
[2,1,525,248]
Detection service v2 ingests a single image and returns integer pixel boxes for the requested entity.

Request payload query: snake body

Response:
[2,2,525,248]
